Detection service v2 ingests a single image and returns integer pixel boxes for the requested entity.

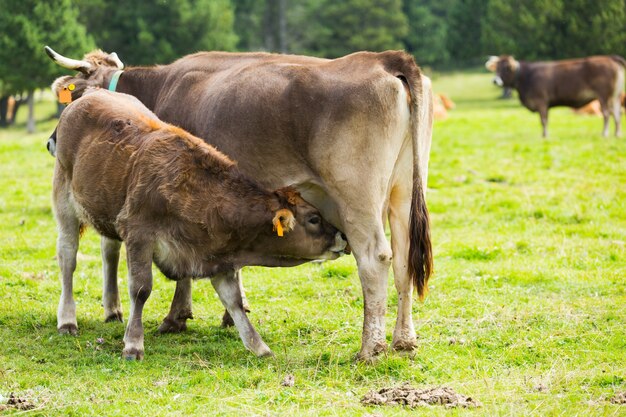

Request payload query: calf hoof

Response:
[104,310,123,323]
[258,349,274,358]
[122,347,144,361]
[355,342,388,363]
[221,311,235,328]
[221,307,251,328]
[158,317,187,334]
[58,323,78,336]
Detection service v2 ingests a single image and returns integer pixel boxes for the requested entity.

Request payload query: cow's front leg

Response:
[158,278,193,333]
[539,106,549,138]
[221,270,250,328]
[211,270,272,357]
[122,241,153,360]
[101,237,123,322]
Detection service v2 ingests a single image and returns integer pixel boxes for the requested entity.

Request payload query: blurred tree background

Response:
[0,0,625,130]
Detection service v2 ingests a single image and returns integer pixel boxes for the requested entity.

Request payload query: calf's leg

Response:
[159,277,194,333]
[221,270,250,328]
[101,237,123,322]
[122,241,153,360]
[211,271,272,357]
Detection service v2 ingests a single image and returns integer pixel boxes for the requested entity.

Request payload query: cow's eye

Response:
[308,215,321,225]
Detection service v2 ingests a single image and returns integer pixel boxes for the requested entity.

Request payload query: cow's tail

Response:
[386,52,434,300]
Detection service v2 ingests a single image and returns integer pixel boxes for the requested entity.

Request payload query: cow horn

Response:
[109,52,124,69]
[272,209,295,237]
[44,46,92,72]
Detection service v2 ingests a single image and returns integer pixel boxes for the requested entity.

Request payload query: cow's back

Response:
[55,91,163,238]
[521,56,623,109]
[153,51,413,190]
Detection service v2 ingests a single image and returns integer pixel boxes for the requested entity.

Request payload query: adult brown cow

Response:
[486,55,625,137]
[46,46,434,361]
[53,89,347,359]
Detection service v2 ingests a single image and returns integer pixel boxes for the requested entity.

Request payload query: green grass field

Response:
[1,73,625,416]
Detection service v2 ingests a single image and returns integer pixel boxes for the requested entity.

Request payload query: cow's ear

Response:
[272,209,295,237]
[275,187,301,205]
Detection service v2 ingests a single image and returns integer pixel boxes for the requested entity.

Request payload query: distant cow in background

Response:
[486,55,625,137]
[53,90,347,359]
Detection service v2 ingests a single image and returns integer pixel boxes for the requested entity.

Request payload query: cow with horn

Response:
[45,45,434,361]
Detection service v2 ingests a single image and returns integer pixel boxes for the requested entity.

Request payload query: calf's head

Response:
[45,46,124,101]
[251,187,347,262]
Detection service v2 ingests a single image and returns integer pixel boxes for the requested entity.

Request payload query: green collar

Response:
[108,70,123,91]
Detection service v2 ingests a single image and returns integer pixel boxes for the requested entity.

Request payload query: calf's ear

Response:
[272,209,295,237]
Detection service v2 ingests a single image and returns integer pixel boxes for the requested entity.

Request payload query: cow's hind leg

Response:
[221,270,250,328]
[101,237,123,322]
[55,187,80,335]
[600,99,611,137]
[158,278,194,333]
[211,271,272,357]
[339,214,391,361]
[122,241,153,360]
[611,97,622,137]
[388,185,417,352]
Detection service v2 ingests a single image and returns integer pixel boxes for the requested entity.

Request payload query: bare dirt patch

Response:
[610,391,626,404]
[362,385,481,409]
[0,392,36,411]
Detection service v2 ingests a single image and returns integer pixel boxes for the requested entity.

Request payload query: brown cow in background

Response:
[53,89,347,359]
[486,55,625,137]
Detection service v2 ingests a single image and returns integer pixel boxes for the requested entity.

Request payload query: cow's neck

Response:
[113,67,166,112]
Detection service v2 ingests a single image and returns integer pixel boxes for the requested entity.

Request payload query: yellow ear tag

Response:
[59,87,72,104]
[273,217,284,237]
[68,84,75,91]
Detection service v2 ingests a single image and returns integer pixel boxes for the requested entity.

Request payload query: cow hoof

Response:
[158,318,187,334]
[104,310,123,323]
[122,348,144,360]
[355,342,388,363]
[392,338,417,352]
[58,323,78,336]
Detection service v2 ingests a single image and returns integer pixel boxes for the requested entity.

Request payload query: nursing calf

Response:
[53,90,346,359]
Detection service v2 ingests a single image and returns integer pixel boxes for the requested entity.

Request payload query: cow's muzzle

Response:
[47,137,56,157]
[330,232,348,255]
[493,76,503,87]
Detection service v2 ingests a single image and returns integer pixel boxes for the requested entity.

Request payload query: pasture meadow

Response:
[0,73,625,416]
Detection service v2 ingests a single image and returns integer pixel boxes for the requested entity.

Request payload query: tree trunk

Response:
[26,90,35,133]
[0,96,8,127]
[263,0,276,52]
[278,0,287,53]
